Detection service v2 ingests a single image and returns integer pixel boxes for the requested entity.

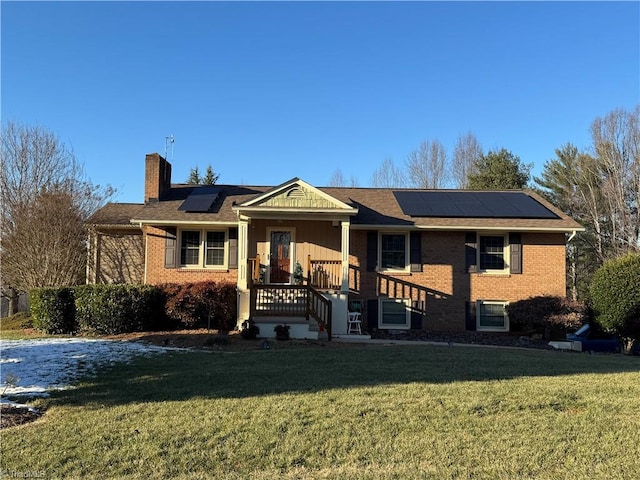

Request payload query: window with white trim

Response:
[180,231,201,266]
[478,234,509,273]
[477,301,509,332]
[379,298,411,329]
[179,229,227,268]
[205,231,225,266]
[379,232,409,272]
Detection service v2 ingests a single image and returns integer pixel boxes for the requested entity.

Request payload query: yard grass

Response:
[2,344,639,479]
[0,312,50,340]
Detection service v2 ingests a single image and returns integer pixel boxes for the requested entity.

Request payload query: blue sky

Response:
[2,1,638,203]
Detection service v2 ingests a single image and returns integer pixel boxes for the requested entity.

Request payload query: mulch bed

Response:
[1,404,42,429]
[372,329,555,350]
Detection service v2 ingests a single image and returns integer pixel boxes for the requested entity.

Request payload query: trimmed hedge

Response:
[160,281,237,330]
[27,282,238,335]
[74,284,165,335]
[590,253,640,344]
[30,287,77,334]
[506,295,585,339]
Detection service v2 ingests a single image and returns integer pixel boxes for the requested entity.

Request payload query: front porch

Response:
[249,283,334,340]
[232,179,362,339]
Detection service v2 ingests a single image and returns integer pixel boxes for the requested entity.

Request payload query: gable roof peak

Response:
[235,177,357,213]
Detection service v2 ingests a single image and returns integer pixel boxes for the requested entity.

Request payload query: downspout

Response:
[86,227,94,284]
[140,223,148,285]
[567,230,578,301]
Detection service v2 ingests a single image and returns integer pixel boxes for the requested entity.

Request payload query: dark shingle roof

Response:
[87,203,146,227]
[89,183,583,232]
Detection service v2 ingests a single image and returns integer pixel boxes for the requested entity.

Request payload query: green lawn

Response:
[2,344,639,479]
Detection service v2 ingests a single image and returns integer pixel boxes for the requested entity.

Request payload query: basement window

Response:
[477,301,509,332]
[379,298,411,329]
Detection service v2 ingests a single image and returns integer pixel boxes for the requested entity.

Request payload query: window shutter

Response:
[164,227,177,268]
[465,232,477,273]
[465,301,477,331]
[367,299,378,331]
[410,231,422,272]
[509,233,522,274]
[228,227,238,269]
[411,300,424,329]
[366,231,378,272]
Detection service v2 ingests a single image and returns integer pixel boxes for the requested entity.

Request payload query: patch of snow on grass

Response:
[0,338,173,398]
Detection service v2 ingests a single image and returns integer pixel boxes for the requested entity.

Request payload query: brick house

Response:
[87,153,583,339]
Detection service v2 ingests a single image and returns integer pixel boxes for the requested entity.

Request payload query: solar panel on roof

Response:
[178,187,220,212]
[393,191,559,219]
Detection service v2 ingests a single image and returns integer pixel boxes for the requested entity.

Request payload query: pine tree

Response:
[186,167,201,184]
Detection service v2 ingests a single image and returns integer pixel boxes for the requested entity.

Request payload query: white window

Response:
[477,301,509,332]
[205,231,225,266]
[180,230,201,266]
[179,229,227,268]
[379,232,409,272]
[478,234,510,273]
[379,298,411,329]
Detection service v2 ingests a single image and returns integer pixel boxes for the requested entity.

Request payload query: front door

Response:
[269,230,292,283]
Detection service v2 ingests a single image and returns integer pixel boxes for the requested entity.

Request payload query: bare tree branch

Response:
[452,132,483,188]
[405,139,449,189]
[371,158,405,188]
[1,121,114,293]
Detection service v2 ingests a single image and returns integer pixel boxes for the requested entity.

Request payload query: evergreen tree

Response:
[202,165,219,185]
[467,148,531,190]
[186,165,219,185]
[186,167,201,184]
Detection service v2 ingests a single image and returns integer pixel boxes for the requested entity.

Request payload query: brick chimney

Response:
[145,153,172,203]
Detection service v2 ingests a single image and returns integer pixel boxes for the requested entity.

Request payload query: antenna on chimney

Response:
[164,134,175,161]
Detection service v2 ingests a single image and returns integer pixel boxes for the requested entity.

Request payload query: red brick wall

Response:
[144,226,238,285]
[349,230,566,331]
[143,225,566,330]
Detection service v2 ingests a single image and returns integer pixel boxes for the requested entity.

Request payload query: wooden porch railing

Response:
[248,254,262,287]
[308,286,332,339]
[250,285,308,317]
[308,256,342,290]
[249,283,332,340]
[248,256,342,290]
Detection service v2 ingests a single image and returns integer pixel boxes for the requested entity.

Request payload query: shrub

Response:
[74,284,164,335]
[274,324,290,341]
[589,254,640,350]
[506,296,585,339]
[240,319,260,339]
[160,281,237,330]
[30,287,77,334]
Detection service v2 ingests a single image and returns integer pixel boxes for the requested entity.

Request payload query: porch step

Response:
[253,317,322,340]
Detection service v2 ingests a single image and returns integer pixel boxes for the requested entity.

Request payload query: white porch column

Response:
[341,219,350,292]
[238,218,249,291]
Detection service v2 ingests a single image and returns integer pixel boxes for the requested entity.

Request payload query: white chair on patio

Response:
[347,311,362,335]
